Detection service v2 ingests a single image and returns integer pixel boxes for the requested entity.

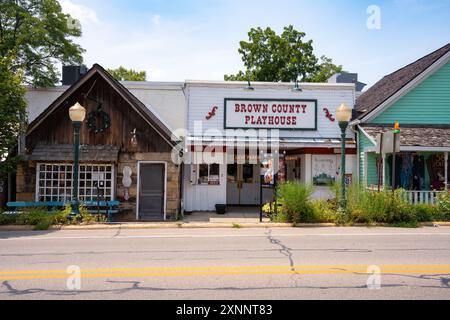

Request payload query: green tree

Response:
[0,0,85,87]
[107,66,147,81]
[0,55,26,179]
[304,55,343,83]
[225,25,342,83]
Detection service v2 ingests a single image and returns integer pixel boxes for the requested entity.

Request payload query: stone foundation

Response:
[15,151,181,221]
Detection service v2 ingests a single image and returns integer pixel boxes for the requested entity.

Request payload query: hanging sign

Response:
[225,99,317,130]
[260,154,276,188]
[376,132,400,154]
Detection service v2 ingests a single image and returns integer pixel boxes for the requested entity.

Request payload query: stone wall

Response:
[16,161,37,201]
[116,152,181,221]
[15,152,181,221]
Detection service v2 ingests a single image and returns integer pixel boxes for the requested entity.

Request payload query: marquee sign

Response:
[224,98,317,130]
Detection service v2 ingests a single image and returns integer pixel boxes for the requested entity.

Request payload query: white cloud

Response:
[59,0,100,26]
[151,15,161,26]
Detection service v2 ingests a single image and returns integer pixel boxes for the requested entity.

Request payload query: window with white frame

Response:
[37,163,114,202]
[198,163,220,185]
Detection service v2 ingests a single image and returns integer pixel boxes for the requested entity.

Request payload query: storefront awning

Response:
[26,144,120,162]
[360,125,450,149]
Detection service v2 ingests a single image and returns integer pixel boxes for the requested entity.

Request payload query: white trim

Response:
[365,146,450,152]
[136,161,167,221]
[35,164,41,202]
[185,80,355,91]
[111,165,116,201]
[35,163,114,202]
[358,126,377,146]
[364,152,369,187]
[361,51,450,123]
[400,146,450,152]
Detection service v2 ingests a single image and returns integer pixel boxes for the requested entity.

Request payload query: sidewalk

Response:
[0,221,449,232]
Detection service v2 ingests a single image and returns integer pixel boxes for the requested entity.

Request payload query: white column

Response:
[305,154,312,184]
[364,152,369,188]
[445,152,448,190]
[382,153,386,189]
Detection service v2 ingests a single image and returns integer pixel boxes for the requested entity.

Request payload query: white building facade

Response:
[182,81,358,212]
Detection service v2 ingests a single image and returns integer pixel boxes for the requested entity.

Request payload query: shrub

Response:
[0,204,105,229]
[409,204,437,222]
[276,182,314,223]
[346,187,392,223]
[436,193,450,220]
[309,200,339,223]
[346,187,423,224]
[0,213,19,225]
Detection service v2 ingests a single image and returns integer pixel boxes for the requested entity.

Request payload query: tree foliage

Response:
[0,55,26,178]
[305,55,344,83]
[107,66,147,81]
[225,25,343,83]
[0,0,85,87]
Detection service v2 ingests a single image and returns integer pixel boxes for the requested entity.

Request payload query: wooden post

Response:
[392,133,397,193]
[378,133,384,192]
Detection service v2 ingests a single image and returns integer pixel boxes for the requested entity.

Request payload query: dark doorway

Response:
[138,163,165,220]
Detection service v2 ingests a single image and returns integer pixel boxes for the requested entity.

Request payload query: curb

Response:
[0,221,449,232]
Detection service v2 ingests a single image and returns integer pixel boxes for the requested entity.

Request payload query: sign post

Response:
[392,122,401,193]
[260,153,278,223]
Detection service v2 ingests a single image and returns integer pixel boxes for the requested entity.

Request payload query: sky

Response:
[59,0,450,88]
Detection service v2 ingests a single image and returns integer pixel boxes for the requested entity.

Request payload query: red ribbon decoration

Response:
[323,108,335,122]
[206,106,218,120]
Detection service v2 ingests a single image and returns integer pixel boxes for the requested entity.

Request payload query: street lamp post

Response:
[69,102,86,217]
[335,103,353,209]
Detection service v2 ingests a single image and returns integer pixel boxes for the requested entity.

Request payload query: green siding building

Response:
[353,43,450,203]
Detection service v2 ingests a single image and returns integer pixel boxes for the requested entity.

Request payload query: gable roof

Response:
[355,43,450,121]
[27,64,177,147]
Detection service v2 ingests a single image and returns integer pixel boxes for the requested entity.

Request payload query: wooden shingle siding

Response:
[372,61,450,125]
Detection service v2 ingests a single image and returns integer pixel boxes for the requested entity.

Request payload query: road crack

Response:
[266,229,297,274]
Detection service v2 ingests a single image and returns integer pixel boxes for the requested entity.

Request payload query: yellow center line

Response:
[0,265,449,280]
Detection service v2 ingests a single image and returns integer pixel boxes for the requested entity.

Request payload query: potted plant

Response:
[215,204,227,215]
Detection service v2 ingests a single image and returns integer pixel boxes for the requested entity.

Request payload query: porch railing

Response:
[402,191,445,205]
[366,185,446,205]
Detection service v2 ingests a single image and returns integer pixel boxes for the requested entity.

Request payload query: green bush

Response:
[436,193,450,220]
[0,213,19,225]
[0,204,105,229]
[408,204,437,222]
[309,199,339,223]
[268,183,338,224]
[276,182,314,223]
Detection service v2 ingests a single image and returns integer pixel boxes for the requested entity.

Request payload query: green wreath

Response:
[87,110,111,134]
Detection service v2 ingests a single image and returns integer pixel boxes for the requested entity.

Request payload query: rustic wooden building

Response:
[17,64,181,221]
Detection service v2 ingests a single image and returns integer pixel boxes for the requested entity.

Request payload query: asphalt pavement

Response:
[0,226,450,300]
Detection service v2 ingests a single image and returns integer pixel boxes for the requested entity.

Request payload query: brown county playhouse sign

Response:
[224,98,317,130]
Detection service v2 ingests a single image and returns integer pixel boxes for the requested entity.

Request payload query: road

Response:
[0,226,450,300]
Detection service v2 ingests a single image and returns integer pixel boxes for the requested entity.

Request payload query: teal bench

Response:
[6,201,120,223]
